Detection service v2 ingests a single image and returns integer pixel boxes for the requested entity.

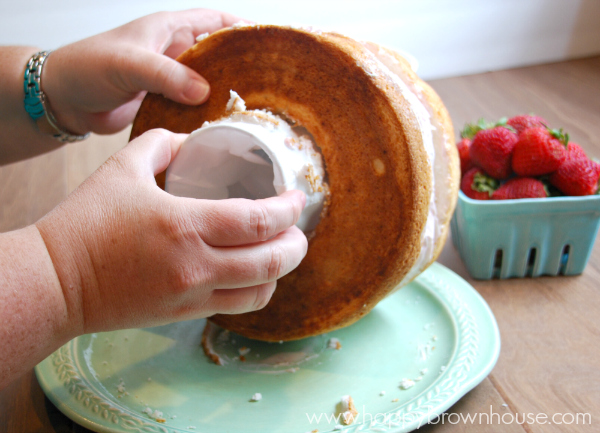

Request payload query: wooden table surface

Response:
[1,56,599,432]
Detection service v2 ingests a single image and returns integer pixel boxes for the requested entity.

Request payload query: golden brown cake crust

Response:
[370,44,460,268]
[131,25,432,341]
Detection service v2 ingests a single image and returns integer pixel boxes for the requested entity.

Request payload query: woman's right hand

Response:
[36,129,308,335]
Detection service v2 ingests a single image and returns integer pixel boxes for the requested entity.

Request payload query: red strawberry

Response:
[566,142,587,161]
[469,126,518,179]
[549,158,600,196]
[457,138,474,174]
[506,115,547,134]
[461,167,499,200]
[512,127,567,176]
[492,177,547,200]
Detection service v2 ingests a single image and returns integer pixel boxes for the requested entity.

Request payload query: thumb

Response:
[125,51,210,104]
[120,129,189,178]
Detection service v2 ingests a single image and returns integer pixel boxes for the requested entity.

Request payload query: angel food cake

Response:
[130,24,460,341]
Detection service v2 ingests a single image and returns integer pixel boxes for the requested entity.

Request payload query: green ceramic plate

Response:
[35,263,500,433]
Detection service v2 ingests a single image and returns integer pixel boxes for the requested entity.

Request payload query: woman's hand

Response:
[36,129,308,334]
[41,9,241,135]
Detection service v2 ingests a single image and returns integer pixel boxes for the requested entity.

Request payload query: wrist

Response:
[33,220,86,339]
[24,50,90,142]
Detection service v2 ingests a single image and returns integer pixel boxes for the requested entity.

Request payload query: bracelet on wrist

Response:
[23,51,90,143]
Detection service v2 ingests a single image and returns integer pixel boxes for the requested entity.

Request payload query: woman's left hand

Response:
[41,9,241,135]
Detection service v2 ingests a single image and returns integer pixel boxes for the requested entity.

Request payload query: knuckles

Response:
[252,282,277,311]
[248,202,275,240]
[266,245,287,281]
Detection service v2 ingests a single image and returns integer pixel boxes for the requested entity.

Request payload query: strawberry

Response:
[457,138,474,174]
[566,141,587,161]
[461,167,499,200]
[469,126,518,179]
[549,158,600,196]
[492,177,547,200]
[506,115,547,134]
[512,127,567,176]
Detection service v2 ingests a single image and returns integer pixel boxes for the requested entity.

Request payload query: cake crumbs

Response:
[116,378,126,394]
[379,390,386,396]
[305,164,324,193]
[284,137,298,149]
[327,337,342,350]
[399,379,415,390]
[250,393,262,402]
[142,407,164,422]
[340,395,358,425]
[392,398,399,402]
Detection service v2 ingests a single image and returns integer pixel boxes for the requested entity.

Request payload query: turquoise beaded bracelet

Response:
[23,51,90,143]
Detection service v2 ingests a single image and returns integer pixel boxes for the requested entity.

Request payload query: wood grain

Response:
[2,56,600,432]
[430,56,600,433]
[0,149,66,232]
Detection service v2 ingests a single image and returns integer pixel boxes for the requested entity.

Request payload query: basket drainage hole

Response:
[492,249,503,279]
[559,244,571,275]
[526,248,537,277]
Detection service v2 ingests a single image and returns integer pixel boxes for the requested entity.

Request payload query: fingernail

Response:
[184,79,210,103]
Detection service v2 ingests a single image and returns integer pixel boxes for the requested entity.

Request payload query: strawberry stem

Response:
[472,172,499,197]
[461,117,515,139]
[549,128,569,147]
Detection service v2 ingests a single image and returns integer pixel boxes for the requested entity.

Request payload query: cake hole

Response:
[558,244,571,275]
[492,249,503,279]
[525,248,537,277]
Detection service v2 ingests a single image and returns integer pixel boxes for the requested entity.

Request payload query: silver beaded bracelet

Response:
[23,51,90,143]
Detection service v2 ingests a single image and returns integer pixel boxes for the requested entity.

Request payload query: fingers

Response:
[204,282,277,315]
[205,226,308,290]
[119,129,188,176]
[122,50,210,104]
[85,94,146,134]
[194,190,306,247]
[115,9,248,105]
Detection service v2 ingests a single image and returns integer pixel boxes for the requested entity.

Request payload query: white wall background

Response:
[1,0,599,80]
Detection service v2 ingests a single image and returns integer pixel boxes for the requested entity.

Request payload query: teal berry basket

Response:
[451,190,600,279]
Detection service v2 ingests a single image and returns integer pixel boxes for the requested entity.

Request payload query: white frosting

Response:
[173,27,448,288]
[359,42,443,287]
[284,24,445,287]
[225,90,246,112]
[165,91,327,233]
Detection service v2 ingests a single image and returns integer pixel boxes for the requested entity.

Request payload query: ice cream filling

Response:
[165,91,327,233]
[359,42,445,286]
